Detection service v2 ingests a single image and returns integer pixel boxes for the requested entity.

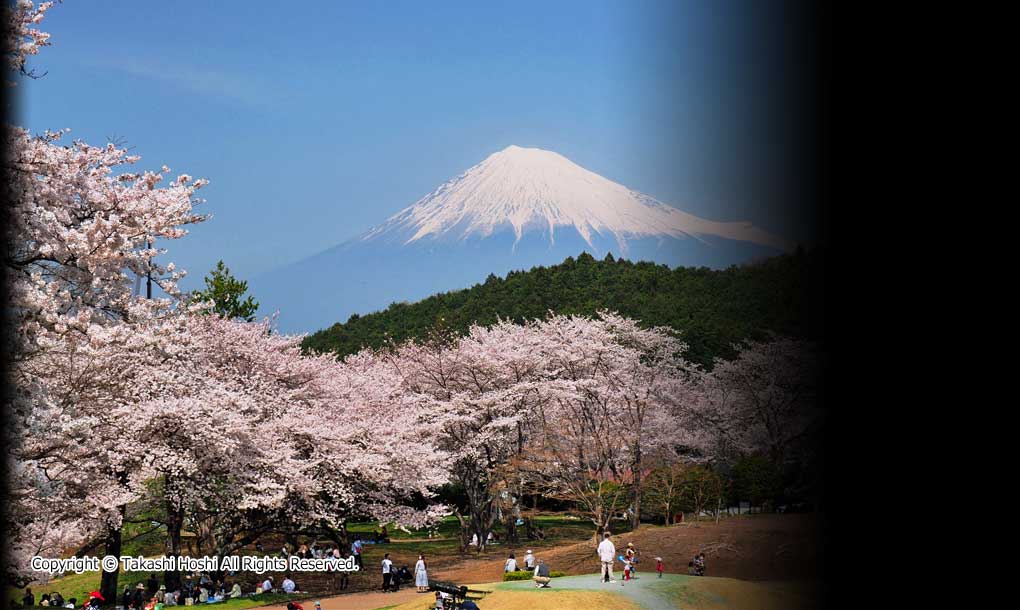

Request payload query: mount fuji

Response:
[252,146,790,334]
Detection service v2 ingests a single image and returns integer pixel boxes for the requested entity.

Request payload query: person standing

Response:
[381,553,394,592]
[415,554,429,592]
[21,588,34,608]
[624,542,638,578]
[597,532,616,583]
[351,537,363,568]
[656,556,664,578]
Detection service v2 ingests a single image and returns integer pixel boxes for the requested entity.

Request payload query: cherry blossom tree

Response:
[5,0,53,78]
[5,5,449,595]
[700,336,822,464]
[389,312,709,545]
[390,321,544,552]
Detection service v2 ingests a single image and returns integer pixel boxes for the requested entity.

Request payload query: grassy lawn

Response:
[348,514,605,544]
[8,513,614,607]
[7,571,312,610]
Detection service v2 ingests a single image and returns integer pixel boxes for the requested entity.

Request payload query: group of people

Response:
[19,589,76,608]
[597,532,709,585]
[597,533,638,585]
[118,572,247,608]
[688,552,707,576]
[379,552,427,593]
[503,549,552,588]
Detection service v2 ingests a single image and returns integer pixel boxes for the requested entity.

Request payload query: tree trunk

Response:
[164,499,184,593]
[98,509,124,609]
[630,447,643,530]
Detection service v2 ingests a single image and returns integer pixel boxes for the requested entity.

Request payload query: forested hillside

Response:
[302,248,825,367]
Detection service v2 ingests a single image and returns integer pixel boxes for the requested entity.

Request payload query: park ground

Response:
[12,513,823,610]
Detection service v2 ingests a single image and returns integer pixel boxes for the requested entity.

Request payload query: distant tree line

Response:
[303,247,826,368]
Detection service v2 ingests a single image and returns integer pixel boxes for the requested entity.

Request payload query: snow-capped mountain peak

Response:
[362,145,790,252]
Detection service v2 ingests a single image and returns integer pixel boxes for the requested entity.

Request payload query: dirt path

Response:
[431,514,823,584]
[257,514,823,608]
[258,588,421,610]
[541,513,824,582]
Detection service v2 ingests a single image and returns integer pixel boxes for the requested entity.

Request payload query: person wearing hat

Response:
[524,549,535,570]
[624,542,638,578]
[133,582,146,609]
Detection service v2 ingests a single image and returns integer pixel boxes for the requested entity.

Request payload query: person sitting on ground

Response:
[504,552,518,572]
[51,592,65,607]
[40,593,51,607]
[524,549,535,569]
[285,602,304,610]
[693,552,706,576]
[229,581,242,598]
[282,575,296,593]
[83,591,105,610]
[198,586,209,603]
[261,576,274,593]
[338,549,351,590]
[65,598,76,609]
[533,558,552,588]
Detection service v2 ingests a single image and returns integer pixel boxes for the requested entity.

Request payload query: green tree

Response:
[642,463,687,525]
[679,466,725,522]
[730,455,782,508]
[190,260,259,322]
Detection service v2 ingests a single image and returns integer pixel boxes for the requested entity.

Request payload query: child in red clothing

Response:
[656,556,664,578]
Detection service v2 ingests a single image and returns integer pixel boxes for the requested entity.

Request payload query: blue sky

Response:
[17,0,813,290]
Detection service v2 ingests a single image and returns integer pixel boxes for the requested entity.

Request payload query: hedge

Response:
[502,570,566,582]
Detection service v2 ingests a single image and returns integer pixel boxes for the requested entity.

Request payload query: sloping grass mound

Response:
[383,588,641,610]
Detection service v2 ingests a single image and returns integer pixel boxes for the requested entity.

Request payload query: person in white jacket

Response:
[597,532,616,583]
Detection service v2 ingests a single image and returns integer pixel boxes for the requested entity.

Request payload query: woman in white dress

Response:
[415,554,429,592]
